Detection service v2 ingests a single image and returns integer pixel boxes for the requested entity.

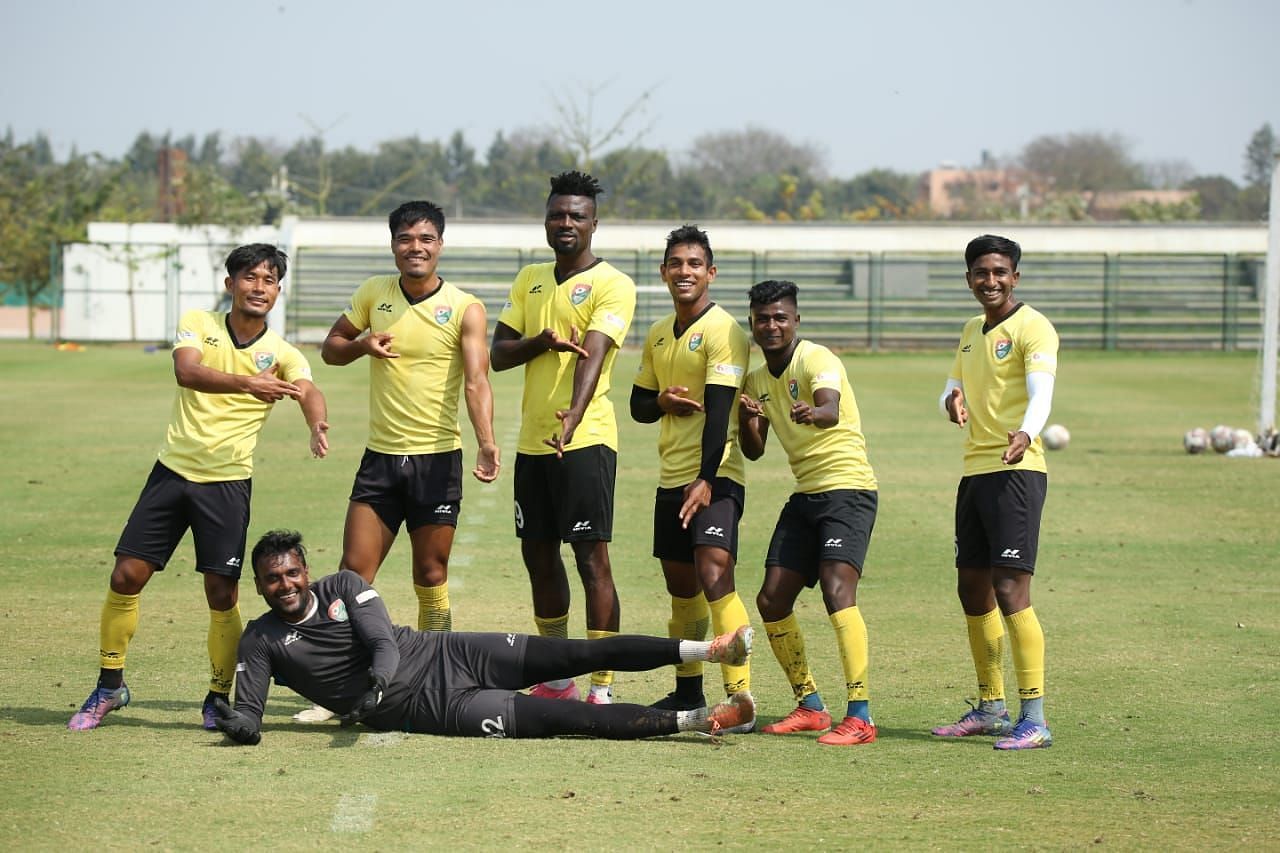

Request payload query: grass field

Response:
[2,341,1277,850]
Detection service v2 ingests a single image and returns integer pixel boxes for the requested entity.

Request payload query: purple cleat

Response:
[993,718,1053,750]
[932,703,1013,738]
[68,685,131,731]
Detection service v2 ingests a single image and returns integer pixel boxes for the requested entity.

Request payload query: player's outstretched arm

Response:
[490,322,588,371]
[212,696,261,745]
[544,330,612,457]
[738,393,769,460]
[793,388,840,428]
[173,347,301,403]
[940,379,966,427]
[460,303,500,482]
[295,379,330,458]
[322,315,395,365]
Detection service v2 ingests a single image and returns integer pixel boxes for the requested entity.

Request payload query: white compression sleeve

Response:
[1018,372,1055,439]
[939,378,963,414]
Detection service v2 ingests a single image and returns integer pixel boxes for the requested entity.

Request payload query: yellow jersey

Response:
[742,340,877,493]
[635,304,749,488]
[498,260,635,455]
[949,304,1059,476]
[344,275,480,454]
[161,310,313,483]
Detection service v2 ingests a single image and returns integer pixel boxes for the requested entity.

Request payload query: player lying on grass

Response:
[211,530,754,743]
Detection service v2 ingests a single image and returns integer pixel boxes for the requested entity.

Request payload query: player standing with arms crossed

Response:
[630,225,754,729]
[738,280,880,745]
[490,172,635,703]
[933,234,1058,750]
[69,244,328,731]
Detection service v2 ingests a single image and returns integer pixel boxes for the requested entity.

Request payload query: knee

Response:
[414,557,448,587]
[993,575,1030,613]
[205,575,239,611]
[756,589,783,622]
[109,557,152,595]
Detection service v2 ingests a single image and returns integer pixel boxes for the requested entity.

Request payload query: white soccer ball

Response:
[1209,425,1235,454]
[1041,423,1070,451]
[1232,428,1255,450]
[1183,428,1209,454]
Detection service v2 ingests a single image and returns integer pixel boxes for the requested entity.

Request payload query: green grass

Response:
[1,342,1277,850]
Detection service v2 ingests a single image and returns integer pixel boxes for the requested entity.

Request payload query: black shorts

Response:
[513,446,615,542]
[349,449,463,533]
[954,470,1047,573]
[401,631,529,737]
[652,478,745,563]
[765,489,878,586]
[114,462,251,577]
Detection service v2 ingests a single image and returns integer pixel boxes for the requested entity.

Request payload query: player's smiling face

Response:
[544,194,596,256]
[254,551,313,624]
[660,243,716,311]
[750,298,799,354]
[392,220,444,283]
[966,252,1020,317]
[225,261,281,319]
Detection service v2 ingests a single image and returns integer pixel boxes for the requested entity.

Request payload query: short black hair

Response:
[389,200,446,237]
[965,234,1021,270]
[748,279,799,308]
[251,529,307,576]
[547,170,603,204]
[663,224,713,266]
[226,244,288,281]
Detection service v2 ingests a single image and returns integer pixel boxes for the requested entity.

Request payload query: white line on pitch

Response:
[331,793,376,833]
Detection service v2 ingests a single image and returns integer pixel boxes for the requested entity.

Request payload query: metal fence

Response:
[290,247,1266,350]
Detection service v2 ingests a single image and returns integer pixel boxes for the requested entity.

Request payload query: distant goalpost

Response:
[1260,151,1280,435]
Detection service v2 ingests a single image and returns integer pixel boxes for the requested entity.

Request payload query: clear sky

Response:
[4,0,1276,183]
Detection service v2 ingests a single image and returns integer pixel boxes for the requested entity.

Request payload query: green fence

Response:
[290,248,1267,350]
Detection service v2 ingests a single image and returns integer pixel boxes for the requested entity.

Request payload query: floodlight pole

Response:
[1261,150,1280,434]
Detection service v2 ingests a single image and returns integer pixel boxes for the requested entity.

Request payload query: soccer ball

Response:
[1183,428,1209,454]
[1209,425,1235,454]
[1232,428,1255,450]
[1041,423,1070,450]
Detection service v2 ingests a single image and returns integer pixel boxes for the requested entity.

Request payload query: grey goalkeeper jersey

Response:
[232,570,433,731]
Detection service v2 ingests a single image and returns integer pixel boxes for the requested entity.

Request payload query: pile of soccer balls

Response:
[1183,425,1280,457]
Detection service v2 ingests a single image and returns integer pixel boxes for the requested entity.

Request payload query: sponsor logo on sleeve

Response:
[713,363,744,377]
[814,371,838,383]
[604,311,624,329]
[1029,351,1057,368]
[355,589,380,604]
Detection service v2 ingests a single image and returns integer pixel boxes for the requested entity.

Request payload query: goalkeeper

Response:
[213,530,754,744]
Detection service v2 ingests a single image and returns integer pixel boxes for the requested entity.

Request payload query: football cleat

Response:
[68,684,131,731]
[202,693,228,731]
[707,625,753,666]
[585,686,613,705]
[707,691,756,734]
[293,704,336,723]
[528,681,580,700]
[993,718,1053,750]
[817,716,877,746]
[650,690,707,712]
[761,705,832,735]
[931,703,1013,738]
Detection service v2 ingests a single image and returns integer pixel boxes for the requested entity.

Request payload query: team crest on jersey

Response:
[327,599,349,622]
[788,379,799,400]
[688,332,704,352]
[254,351,275,371]
[570,284,591,305]
[434,306,453,325]
[994,339,1012,359]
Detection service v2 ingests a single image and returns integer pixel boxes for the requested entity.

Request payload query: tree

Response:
[549,80,655,173]
[1020,132,1145,191]
[681,127,827,217]
[1183,175,1243,221]
[1244,123,1276,188]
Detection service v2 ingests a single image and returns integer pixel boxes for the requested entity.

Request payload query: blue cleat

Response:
[68,685,131,731]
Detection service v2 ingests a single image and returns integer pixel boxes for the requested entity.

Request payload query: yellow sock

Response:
[764,613,819,703]
[669,592,710,678]
[707,591,751,695]
[966,608,1006,701]
[414,582,452,632]
[1005,606,1045,701]
[534,612,569,639]
[99,589,140,673]
[586,629,616,687]
[207,605,242,694]
[829,606,870,702]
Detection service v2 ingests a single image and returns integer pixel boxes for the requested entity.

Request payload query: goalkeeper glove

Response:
[339,671,388,727]
[212,696,261,745]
